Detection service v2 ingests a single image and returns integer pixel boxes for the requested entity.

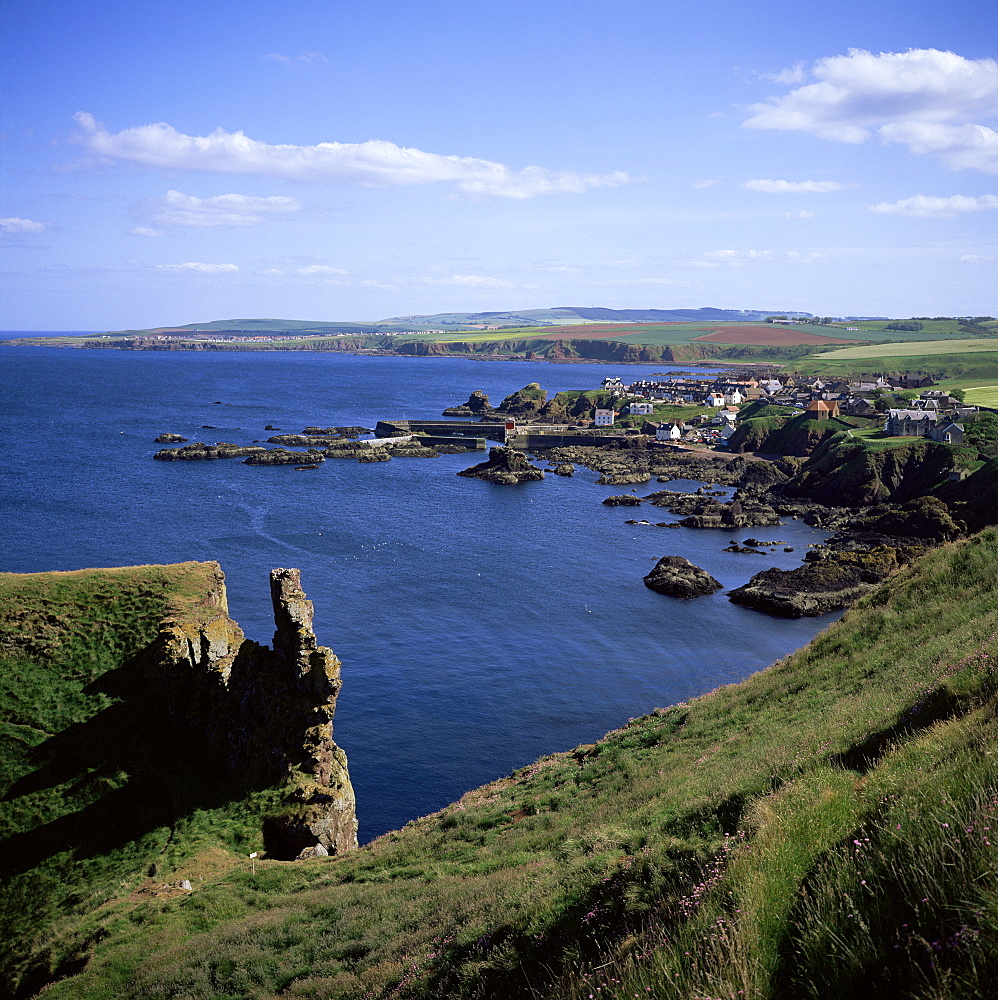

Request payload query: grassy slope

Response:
[802,339,998,361]
[20,533,998,1000]
[0,563,290,998]
[792,339,998,388]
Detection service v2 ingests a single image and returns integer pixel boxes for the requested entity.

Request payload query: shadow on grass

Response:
[0,642,269,881]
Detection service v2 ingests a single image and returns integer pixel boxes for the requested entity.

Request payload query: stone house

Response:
[805,399,840,420]
[929,421,965,445]
[885,409,938,436]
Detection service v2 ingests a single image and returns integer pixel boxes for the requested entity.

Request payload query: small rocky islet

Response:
[642,556,722,599]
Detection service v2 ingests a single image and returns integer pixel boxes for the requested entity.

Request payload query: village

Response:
[590,370,980,448]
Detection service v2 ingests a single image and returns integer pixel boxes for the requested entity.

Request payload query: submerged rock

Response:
[602,495,642,506]
[643,556,722,599]
[457,446,545,484]
[154,432,188,444]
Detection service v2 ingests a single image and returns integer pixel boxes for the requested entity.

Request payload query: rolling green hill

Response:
[5,533,998,999]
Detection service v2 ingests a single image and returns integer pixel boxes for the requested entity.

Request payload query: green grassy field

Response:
[804,338,998,361]
[6,530,998,1000]
[793,339,998,383]
[964,385,998,407]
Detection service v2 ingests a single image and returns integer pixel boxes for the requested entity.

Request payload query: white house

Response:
[594,408,616,427]
[601,377,625,391]
[723,389,744,406]
[706,392,725,407]
[627,401,654,416]
[656,423,683,441]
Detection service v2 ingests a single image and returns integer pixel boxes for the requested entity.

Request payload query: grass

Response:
[0,561,290,997]
[963,385,998,408]
[4,531,995,999]
[791,340,998,382]
[802,339,998,361]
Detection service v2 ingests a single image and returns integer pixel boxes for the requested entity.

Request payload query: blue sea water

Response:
[0,345,839,840]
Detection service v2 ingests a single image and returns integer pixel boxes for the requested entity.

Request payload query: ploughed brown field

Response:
[692,326,863,346]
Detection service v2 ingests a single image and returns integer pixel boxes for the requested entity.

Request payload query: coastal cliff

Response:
[0,562,357,997]
[156,566,358,857]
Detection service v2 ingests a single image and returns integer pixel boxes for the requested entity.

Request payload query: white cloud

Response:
[153,262,240,274]
[439,274,514,288]
[129,226,163,237]
[870,193,998,217]
[1,217,48,233]
[681,249,822,268]
[959,254,997,263]
[704,249,773,263]
[743,48,998,173]
[606,277,679,286]
[151,189,302,227]
[785,209,815,219]
[297,264,350,275]
[692,179,721,189]
[72,112,630,199]
[742,179,851,193]
[760,63,806,86]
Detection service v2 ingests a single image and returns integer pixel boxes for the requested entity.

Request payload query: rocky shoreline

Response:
[146,380,994,620]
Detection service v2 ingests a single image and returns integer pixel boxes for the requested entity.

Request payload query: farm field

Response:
[804,338,998,360]
[964,385,998,408]
[795,339,998,383]
[692,325,861,346]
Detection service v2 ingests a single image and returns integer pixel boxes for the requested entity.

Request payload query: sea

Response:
[0,340,841,840]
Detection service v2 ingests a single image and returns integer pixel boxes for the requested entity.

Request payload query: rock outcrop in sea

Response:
[457,446,545,484]
[726,547,907,617]
[442,390,496,417]
[244,448,326,465]
[155,442,266,460]
[643,556,722,599]
[157,566,357,858]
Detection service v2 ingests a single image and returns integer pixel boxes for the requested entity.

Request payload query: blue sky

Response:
[2,0,995,329]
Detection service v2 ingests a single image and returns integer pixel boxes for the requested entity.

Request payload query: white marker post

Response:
[249,851,258,874]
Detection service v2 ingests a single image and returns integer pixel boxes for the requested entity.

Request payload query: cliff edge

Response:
[157,566,358,858]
